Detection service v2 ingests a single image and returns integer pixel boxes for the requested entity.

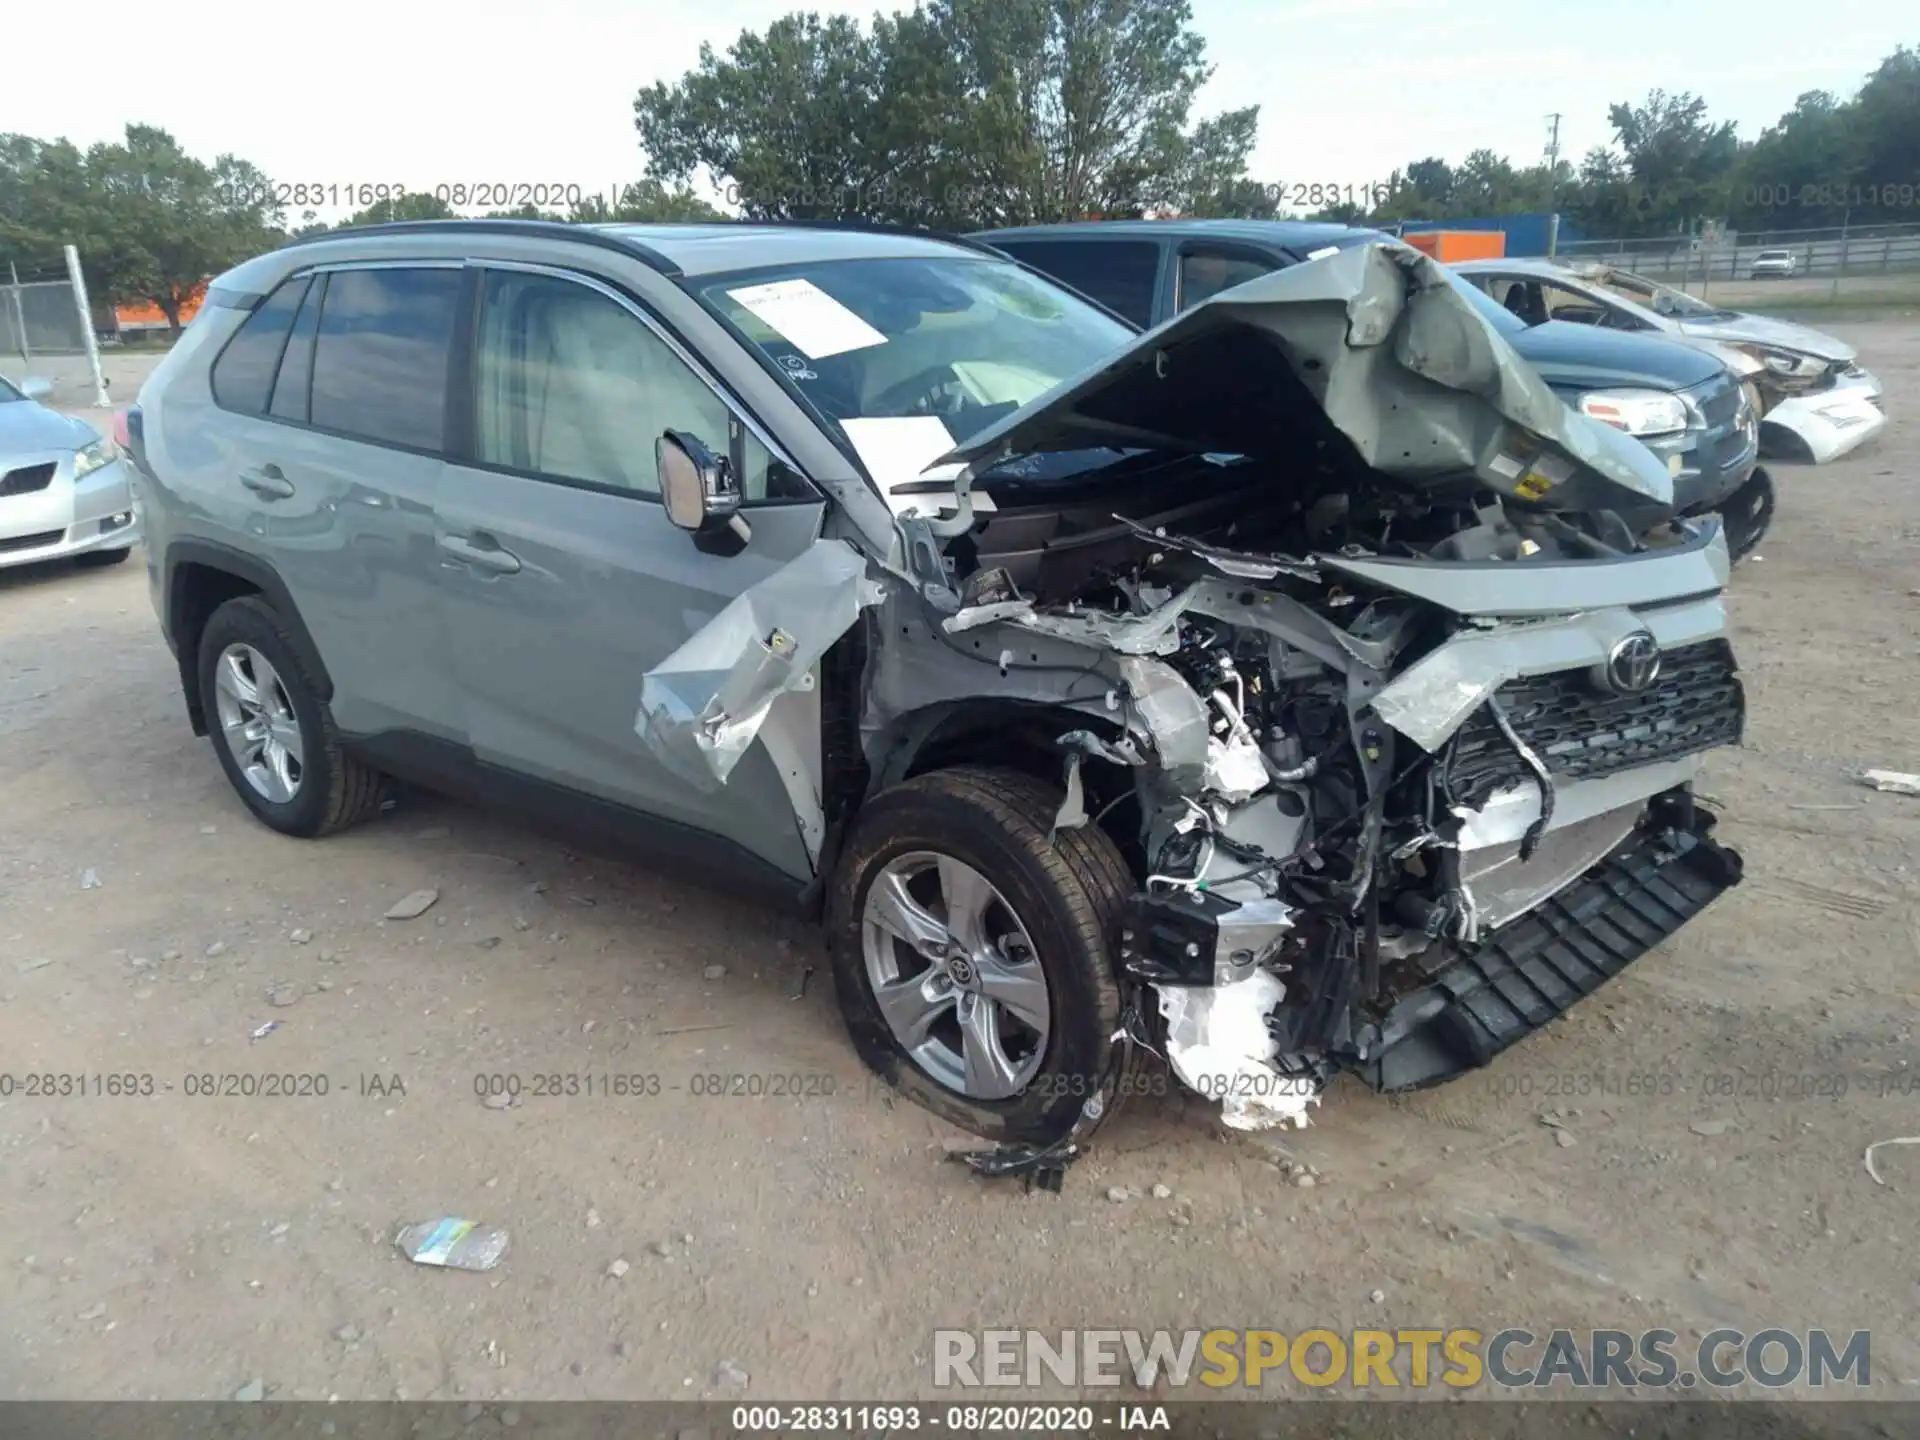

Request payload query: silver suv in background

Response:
[1750,249,1797,279]
[129,220,1747,1177]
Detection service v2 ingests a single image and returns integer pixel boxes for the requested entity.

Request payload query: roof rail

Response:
[671,215,1004,256]
[273,218,683,277]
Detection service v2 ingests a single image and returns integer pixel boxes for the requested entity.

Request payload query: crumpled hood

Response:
[1677,311,1855,363]
[0,400,96,456]
[944,241,1673,514]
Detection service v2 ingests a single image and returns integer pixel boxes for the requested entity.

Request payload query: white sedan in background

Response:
[0,374,139,571]
[1455,257,1887,464]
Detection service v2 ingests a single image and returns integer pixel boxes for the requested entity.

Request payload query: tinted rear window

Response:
[210,276,311,415]
[992,239,1159,327]
[309,268,463,451]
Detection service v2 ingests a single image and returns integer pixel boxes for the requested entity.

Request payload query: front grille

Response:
[1445,640,1744,808]
[1687,371,1741,430]
[0,527,66,555]
[0,462,56,497]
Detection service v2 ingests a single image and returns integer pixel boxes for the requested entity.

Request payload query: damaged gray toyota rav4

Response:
[130,220,1745,1181]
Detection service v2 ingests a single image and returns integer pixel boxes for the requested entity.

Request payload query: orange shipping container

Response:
[1402,230,1506,262]
[114,282,208,332]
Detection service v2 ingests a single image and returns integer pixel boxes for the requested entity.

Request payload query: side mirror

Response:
[657,429,743,535]
[18,376,53,402]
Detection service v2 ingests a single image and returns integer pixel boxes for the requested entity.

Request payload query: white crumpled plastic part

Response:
[1157,970,1318,1131]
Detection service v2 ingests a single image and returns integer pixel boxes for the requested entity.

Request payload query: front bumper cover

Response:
[1356,793,1742,1092]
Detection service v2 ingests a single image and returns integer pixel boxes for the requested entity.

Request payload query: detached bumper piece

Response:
[1356,801,1743,1092]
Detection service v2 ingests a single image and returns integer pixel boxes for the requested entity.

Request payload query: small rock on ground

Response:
[233,1379,265,1402]
[607,1258,630,1278]
[385,889,440,921]
[713,1359,750,1390]
[702,965,727,980]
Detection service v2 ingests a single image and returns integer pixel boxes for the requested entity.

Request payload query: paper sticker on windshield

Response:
[842,416,955,489]
[726,278,886,359]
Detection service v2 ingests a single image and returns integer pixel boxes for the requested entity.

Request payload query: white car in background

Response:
[1749,249,1797,279]
[0,374,139,571]
[1455,257,1886,464]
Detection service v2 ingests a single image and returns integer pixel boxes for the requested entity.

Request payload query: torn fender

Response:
[636,539,883,789]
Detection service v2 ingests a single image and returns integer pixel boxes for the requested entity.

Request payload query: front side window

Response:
[697,256,1135,450]
[471,270,797,500]
[309,267,462,451]
[210,276,311,415]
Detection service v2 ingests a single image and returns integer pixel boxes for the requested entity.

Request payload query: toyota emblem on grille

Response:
[1604,631,1662,694]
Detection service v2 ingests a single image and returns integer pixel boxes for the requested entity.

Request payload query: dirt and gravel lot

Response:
[2,328,1917,1412]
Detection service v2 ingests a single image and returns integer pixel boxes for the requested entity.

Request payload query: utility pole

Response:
[1544,113,1564,256]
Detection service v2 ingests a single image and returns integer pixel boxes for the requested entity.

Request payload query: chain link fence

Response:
[2,250,111,405]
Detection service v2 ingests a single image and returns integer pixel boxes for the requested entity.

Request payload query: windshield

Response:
[1593,267,1737,321]
[697,256,1134,454]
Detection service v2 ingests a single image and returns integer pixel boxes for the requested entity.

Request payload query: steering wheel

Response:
[870,365,972,422]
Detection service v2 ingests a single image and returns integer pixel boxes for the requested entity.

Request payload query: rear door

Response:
[203,262,460,738]
[435,262,828,881]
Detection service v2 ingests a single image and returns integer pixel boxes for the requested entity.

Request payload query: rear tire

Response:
[197,595,386,837]
[828,765,1138,1146]
[74,547,131,568]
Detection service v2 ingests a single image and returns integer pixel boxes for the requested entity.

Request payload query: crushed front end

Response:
[922,241,1750,1126]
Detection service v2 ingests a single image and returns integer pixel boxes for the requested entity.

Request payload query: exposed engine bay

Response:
[921,455,1747,1128]
[635,240,1750,1169]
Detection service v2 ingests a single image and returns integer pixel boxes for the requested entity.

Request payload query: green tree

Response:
[1851,45,1920,221]
[1588,89,1742,234]
[633,0,1260,228]
[344,192,456,225]
[2,125,282,334]
[567,178,726,223]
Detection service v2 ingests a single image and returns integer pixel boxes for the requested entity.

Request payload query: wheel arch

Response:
[865,698,1146,872]
[164,540,332,737]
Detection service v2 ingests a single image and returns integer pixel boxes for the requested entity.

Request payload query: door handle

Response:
[438,533,522,575]
[239,465,294,500]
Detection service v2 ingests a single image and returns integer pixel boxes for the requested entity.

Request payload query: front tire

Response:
[828,766,1136,1146]
[197,595,386,837]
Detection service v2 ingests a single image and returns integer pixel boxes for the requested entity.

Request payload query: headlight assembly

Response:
[72,437,119,480]
[1578,388,1689,437]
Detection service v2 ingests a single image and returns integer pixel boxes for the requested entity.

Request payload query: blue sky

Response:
[4,0,1909,220]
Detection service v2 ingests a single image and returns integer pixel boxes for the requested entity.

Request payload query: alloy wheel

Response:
[859,850,1051,1100]
[212,643,306,804]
